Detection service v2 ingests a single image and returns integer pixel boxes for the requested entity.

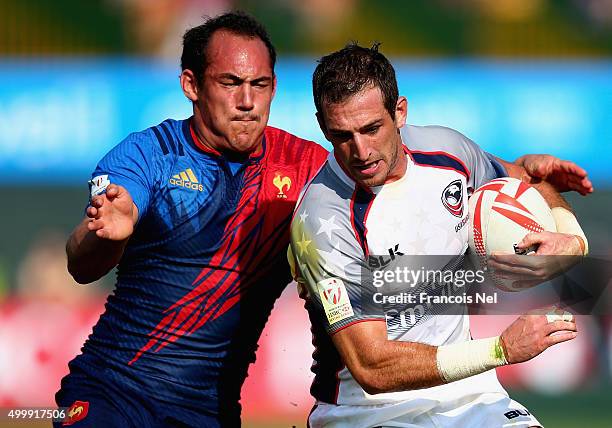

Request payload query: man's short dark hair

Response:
[313,43,399,120]
[181,11,276,85]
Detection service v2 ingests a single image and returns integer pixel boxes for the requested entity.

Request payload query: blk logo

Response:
[368,244,404,269]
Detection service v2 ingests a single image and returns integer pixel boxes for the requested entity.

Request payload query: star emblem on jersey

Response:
[441,179,464,217]
[296,232,312,256]
[317,239,346,277]
[317,215,342,239]
[273,173,292,198]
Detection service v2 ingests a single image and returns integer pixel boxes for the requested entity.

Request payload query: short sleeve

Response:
[289,197,385,335]
[458,136,508,190]
[89,132,158,221]
[401,125,507,191]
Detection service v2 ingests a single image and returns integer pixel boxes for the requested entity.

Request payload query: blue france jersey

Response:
[67,118,328,422]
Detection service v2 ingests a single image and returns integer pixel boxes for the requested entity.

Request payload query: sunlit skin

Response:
[317,86,408,187]
[180,30,276,155]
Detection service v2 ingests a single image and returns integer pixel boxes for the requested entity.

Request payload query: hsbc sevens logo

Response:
[322,278,343,305]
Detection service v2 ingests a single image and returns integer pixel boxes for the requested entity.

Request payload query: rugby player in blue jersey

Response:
[57,12,327,427]
[56,11,592,428]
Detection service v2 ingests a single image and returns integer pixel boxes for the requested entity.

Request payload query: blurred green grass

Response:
[510,389,612,428]
[244,389,612,428]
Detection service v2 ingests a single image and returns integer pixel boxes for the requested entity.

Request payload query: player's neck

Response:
[384,149,408,184]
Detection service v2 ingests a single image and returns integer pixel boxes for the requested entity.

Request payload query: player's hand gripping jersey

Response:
[64,118,327,422]
[290,125,511,409]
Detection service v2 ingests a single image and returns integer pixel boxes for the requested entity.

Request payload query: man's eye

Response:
[331,133,351,142]
[365,126,380,135]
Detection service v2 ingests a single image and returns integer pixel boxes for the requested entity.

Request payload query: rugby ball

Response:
[468,177,556,268]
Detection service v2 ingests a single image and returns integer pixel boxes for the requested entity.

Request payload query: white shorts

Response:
[309,393,542,428]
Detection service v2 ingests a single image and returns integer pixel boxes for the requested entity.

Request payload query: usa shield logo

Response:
[442,179,464,217]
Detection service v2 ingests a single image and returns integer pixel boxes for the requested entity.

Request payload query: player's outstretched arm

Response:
[66,184,138,284]
[498,158,572,209]
[331,311,576,394]
[514,154,593,196]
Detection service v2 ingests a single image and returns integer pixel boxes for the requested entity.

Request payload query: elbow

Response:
[351,367,389,395]
[361,381,386,396]
[67,262,97,285]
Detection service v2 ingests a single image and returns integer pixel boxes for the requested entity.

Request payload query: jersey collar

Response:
[328,145,412,193]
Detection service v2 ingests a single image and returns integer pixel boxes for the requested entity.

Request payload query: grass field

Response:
[509,389,612,428]
[244,388,612,428]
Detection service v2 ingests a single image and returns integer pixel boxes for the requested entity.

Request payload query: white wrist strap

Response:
[551,207,589,256]
[436,336,508,383]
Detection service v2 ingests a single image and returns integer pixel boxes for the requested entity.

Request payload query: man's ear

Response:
[395,96,408,129]
[180,69,199,102]
[271,75,277,100]
[316,111,329,140]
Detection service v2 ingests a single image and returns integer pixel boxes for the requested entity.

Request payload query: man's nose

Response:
[351,135,370,161]
[237,85,254,111]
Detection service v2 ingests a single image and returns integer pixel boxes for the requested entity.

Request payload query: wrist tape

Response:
[551,207,588,256]
[436,336,508,383]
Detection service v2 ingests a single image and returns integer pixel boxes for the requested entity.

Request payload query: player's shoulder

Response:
[136,118,189,157]
[401,124,472,151]
[111,118,187,159]
[295,160,354,224]
[402,124,483,172]
[264,126,328,164]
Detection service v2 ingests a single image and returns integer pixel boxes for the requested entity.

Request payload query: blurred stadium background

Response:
[0,1,611,427]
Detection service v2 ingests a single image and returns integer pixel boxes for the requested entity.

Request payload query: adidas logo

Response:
[169,168,203,191]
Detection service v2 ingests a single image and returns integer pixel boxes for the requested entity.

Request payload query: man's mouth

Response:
[353,160,381,176]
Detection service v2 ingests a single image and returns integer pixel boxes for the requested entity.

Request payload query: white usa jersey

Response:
[289,125,518,420]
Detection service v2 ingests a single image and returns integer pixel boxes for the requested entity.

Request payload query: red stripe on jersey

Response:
[129,128,327,365]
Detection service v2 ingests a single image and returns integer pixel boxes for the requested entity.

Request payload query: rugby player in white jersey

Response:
[289,44,588,428]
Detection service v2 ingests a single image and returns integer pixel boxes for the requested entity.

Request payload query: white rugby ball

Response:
[468,177,556,269]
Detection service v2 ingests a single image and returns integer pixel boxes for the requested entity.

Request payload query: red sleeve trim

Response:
[329,317,386,335]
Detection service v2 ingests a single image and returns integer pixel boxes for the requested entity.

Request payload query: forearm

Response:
[529,180,571,210]
[66,218,129,284]
[337,333,508,394]
[346,339,443,394]
[334,322,448,393]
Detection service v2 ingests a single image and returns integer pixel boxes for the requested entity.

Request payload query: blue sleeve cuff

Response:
[487,153,508,178]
